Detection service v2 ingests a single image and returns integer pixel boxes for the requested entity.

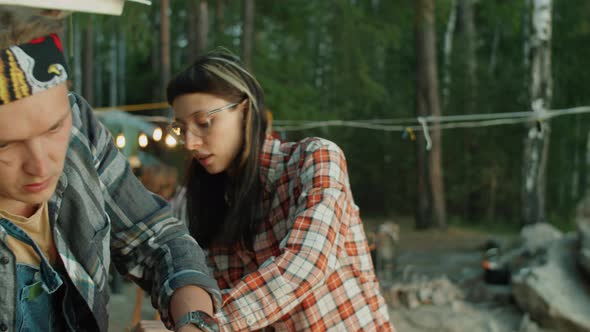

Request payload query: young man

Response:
[0,8,220,332]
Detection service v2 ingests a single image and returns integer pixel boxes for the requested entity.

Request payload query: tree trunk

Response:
[415,0,432,229]
[109,18,118,106]
[458,0,479,222]
[118,26,126,105]
[73,15,82,94]
[95,19,103,107]
[486,171,498,222]
[197,0,209,55]
[415,0,446,229]
[489,21,501,75]
[442,0,457,109]
[521,0,552,225]
[415,116,431,229]
[83,17,94,105]
[160,0,171,99]
[459,0,478,110]
[216,0,225,35]
[151,5,160,102]
[188,0,208,60]
[585,130,590,195]
[312,11,327,112]
[188,1,198,59]
[577,122,589,199]
[241,0,255,70]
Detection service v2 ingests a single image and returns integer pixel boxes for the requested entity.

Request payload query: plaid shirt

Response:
[209,136,394,331]
[0,93,220,332]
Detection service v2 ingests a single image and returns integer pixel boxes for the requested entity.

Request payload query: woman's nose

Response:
[184,130,204,150]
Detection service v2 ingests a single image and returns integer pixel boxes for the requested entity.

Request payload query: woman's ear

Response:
[241,99,250,117]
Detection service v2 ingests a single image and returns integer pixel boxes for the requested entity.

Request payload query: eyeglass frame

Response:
[167,100,243,141]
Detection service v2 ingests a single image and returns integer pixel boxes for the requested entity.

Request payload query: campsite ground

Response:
[377,218,553,332]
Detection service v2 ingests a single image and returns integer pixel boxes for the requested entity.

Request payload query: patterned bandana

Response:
[0,33,69,105]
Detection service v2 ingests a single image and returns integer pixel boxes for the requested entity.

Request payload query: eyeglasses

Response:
[167,101,241,142]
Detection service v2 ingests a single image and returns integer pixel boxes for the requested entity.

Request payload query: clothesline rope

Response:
[94,103,590,133]
[273,106,590,132]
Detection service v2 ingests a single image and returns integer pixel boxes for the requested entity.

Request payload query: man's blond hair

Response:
[0,6,66,48]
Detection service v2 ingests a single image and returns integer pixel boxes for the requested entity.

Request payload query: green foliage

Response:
[78,0,590,226]
[548,1,590,220]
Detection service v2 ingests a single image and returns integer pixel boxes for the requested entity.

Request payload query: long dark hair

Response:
[167,49,267,251]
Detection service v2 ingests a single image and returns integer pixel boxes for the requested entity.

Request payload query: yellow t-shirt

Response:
[0,202,57,267]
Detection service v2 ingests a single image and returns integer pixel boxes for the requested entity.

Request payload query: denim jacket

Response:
[0,93,220,331]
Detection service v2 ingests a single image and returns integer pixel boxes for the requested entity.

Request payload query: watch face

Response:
[199,312,218,326]
[190,311,219,332]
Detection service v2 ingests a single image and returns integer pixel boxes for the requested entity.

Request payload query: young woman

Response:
[167,49,394,331]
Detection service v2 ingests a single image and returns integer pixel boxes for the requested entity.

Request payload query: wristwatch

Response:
[175,310,220,332]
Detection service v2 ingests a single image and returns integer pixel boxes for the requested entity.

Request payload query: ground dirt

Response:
[376,218,553,332]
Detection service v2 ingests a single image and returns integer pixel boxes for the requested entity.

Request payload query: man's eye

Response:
[49,121,63,133]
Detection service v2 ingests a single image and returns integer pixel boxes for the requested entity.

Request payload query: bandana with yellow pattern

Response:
[0,33,68,105]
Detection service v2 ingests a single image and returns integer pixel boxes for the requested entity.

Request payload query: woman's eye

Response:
[193,116,210,128]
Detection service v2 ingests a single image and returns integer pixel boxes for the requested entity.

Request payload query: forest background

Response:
[63,0,590,231]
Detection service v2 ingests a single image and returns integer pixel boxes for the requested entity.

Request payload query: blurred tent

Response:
[0,0,150,16]
[94,110,161,167]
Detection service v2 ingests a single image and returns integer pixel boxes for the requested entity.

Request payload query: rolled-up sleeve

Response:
[216,140,350,331]
[75,95,221,327]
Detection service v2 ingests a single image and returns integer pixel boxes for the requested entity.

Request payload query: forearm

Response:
[134,286,213,332]
[170,285,214,331]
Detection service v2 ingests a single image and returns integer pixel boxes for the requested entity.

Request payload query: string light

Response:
[165,134,177,148]
[97,105,590,152]
[138,132,149,148]
[115,133,126,148]
[152,127,163,142]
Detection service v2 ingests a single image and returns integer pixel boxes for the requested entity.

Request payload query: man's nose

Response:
[23,138,50,177]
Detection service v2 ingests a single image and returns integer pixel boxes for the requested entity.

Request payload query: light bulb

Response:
[115,133,126,148]
[165,134,177,148]
[138,132,149,148]
[152,127,163,142]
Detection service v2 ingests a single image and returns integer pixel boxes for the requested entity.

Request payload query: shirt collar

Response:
[259,135,282,193]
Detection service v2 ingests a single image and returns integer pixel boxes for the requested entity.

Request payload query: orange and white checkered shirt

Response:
[210,136,394,331]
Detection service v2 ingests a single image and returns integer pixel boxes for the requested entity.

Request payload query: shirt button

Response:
[0,322,8,331]
[0,256,9,265]
[246,317,255,325]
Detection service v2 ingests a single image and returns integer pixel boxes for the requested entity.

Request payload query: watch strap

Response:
[175,310,219,332]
